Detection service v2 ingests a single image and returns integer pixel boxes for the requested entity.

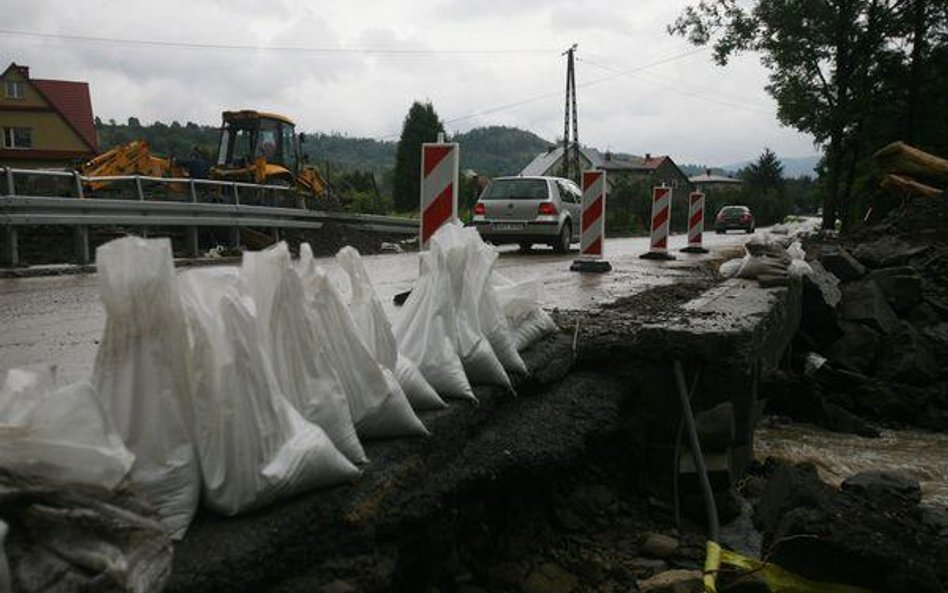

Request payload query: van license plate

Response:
[493,222,525,231]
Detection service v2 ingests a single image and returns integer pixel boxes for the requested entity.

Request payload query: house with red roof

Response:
[0,62,98,168]
[520,146,692,193]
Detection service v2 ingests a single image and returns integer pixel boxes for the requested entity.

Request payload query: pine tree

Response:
[393,102,445,212]
[742,148,784,194]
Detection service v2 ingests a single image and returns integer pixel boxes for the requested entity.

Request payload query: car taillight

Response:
[740,213,751,222]
[538,202,558,216]
[474,202,485,216]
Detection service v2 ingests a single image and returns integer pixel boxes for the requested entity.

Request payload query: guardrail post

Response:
[271,227,280,244]
[1,226,18,268]
[74,225,90,265]
[189,179,198,203]
[229,226,240,251]
[73,171,85,199]
[4,167,14,196]
[135,175,144,201]
[187,226,200,258]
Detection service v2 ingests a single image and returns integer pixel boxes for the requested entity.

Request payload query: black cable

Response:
[674,359,720,542]
[0,28,556,56]
[672,365,701,535]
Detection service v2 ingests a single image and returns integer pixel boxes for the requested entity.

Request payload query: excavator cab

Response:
[215,110,300,178]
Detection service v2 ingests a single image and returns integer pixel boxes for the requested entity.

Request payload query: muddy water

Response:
[755,422,948,506]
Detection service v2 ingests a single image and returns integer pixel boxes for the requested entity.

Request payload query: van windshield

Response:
[481,178,548,200]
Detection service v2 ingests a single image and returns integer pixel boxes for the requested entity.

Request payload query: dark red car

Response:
[714,205,755,234]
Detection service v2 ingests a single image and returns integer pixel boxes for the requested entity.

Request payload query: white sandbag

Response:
[491,273,558,351]
[92,236,199,540]
[430,224,511,389]
[336,246,445,411]
[467,234,528,375]
[735,238,794,281]
[719,257,744,278]
[788,259,813,278]
[394,354,444,410]
[301,266,428,439]
[178,269,359,515]
[243,244,367,464]
[0,470,172,593]
[394,251,476,401]
[786,240,806,261]
[0,366,134,490]
[299,242,315,271]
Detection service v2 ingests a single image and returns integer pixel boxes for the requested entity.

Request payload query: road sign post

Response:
[640,185,676,261]
[680,190,709,254]
[570,169,611,273]
[419,142,459,249]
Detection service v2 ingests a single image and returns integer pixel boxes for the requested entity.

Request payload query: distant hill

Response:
[451,126,553,177]
[301,133,396,175]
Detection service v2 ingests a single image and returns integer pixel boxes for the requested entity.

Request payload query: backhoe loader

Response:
[80,111,329,205]
[211,110,327,202]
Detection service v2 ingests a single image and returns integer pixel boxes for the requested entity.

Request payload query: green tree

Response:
[670,0,948,230]
[393,101,445,212]
[742,148,784,194]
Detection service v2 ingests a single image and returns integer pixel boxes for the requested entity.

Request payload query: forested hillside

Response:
[93,119,551,178]
[451,126,552,176]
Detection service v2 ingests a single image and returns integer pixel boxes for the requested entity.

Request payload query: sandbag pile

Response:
[719,234,813,286]
[0,366,172,593]
[0,224,557,549]
[393,223,554,401]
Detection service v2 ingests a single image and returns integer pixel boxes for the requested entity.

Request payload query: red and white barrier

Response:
[680,190,709,254]
[419,142,459,249]
[640,185,676,260]
[570,170,611,273]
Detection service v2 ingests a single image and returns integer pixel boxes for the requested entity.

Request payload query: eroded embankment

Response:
[168,274,752,593]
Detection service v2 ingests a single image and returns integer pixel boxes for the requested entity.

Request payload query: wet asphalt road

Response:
[0,231,755,384]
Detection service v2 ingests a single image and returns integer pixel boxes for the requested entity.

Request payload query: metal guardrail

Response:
[0,167,418,268]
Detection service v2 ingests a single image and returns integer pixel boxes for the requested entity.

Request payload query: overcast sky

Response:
[2,0,819,166]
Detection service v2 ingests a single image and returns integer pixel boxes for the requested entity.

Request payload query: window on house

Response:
[4,81,23,99]
[3,127,32,149]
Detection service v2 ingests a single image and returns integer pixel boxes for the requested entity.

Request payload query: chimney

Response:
[645,153,651,161]
[605,150,612,161]
[706,168,712,176]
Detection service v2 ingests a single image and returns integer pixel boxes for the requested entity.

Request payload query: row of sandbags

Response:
[0,223,557,553]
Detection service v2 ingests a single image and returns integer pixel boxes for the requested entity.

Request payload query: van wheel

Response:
[519,242,532,252]
[553,222,571,254]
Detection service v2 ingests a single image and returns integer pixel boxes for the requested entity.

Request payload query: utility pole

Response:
[561,43,579,183]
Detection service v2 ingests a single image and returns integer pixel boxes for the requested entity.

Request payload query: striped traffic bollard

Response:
[640,185,676,261]
[419,141,459,249]
[570,170,612,273]
[680,190,709,254]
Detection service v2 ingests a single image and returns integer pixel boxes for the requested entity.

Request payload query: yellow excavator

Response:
[210,110,327,199]
[80,110,328,203]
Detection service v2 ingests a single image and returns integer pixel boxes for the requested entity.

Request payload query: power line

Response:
[0,28,557,56]
[578,56,772,115]
[376,46,713,138]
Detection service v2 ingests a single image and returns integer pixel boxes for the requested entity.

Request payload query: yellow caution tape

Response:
[703,541,878,593]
